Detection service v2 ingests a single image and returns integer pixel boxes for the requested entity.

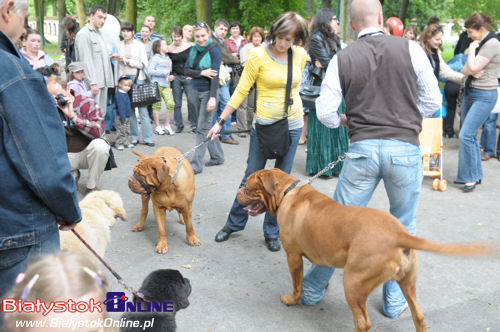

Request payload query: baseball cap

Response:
[67,62,85,73]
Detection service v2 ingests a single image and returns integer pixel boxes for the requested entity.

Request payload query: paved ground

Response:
[79,111,500,331]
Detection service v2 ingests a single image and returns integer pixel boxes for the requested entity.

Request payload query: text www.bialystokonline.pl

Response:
[15,317,156,330]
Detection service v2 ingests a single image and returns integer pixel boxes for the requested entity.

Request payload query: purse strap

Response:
[192,43,216,70]
[284,47,293,118]
[133,62,151,84]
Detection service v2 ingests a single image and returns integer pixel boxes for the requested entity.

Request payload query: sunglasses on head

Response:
[433,26,442,33]
[193,22,208,29]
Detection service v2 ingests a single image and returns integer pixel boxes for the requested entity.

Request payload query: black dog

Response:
[121,269,191,332]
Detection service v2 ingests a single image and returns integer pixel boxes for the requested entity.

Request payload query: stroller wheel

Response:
[439,179,447,192]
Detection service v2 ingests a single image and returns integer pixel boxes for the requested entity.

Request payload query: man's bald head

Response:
[350,0,383,31]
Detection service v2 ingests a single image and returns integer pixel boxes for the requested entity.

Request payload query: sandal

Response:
[298,138,307,145]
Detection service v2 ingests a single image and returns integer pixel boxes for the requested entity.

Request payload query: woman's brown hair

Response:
[418,24,443,57]
[464,12,492,31]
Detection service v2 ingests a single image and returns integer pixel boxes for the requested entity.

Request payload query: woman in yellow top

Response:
[208,12,309,252]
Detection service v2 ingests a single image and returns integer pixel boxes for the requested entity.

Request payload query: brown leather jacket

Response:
[212,33,239,65]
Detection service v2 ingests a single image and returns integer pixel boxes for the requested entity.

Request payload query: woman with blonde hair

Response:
[4,251,111,331]
[209,12,309,252]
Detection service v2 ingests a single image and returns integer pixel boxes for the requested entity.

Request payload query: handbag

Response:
[491,87,500,114]
[299,84,321,109]
[254,47,293,159]
[130,66,161,108]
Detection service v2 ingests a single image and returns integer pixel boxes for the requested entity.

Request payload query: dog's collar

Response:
[168,158,182,188]
[133,157,169,196]
[283,180,301,196]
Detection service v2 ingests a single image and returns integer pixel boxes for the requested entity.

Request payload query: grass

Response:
[43,42,62,60]
[441,42,454,63]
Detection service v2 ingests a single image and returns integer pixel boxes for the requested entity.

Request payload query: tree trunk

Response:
[322,0,331,8]
[399,0,410,23]
[125,0,137,29]
[34,0,45,47]
[108,0,118,16]
[307,0,314,16]
[57,0,65,23]
[195,0,208,23]
[52,2,57,16]
[339,0,356,42]
[75,0,87,28]
[207,0,212,26]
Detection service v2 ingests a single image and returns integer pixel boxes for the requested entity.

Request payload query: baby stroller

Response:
[419,116,447,192]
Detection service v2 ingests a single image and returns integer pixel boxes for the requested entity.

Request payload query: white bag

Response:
[491,87,500,114]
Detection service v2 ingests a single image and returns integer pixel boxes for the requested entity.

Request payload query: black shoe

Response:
[215,227,234,242]
[454,179,481,185]
[319,174,334,179]
[175,126,184,134]
[205,160,224,167]
[463,183,477,192]
[142,142,155,147]
[193,169,202,175]
[265,238,281,252]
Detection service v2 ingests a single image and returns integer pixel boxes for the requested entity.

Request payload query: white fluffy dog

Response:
[60,190,126,263]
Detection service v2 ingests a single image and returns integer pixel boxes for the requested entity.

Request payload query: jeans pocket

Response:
[388,153,421,188]
[0,246,31,269]
[341,152,370,189]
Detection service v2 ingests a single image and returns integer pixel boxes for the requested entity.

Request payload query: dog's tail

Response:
[397,232,497,257]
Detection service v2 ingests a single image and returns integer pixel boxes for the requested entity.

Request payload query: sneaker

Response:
[154,126,164,135]
[116,145,124,151]
[128,141,138,148]
[163,125,174,136]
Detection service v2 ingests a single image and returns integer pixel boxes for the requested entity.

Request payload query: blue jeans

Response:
[480,112,499,156]
[129,79,153,144]
[214,80,232,139]
[104,88,116,131]
[223,127,302,239]
[302,139,423,318]
[172,75,196,129]
[0,228,60,297]
[457,88,498,183]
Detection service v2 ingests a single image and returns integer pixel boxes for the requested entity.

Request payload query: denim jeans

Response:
[129,79,153,144]
[190,90,225,173]
[480,112,499,157]
[0,227,60,297]
[457,88,498,183]
[223,127,302,239]
[104,88,117,131]
[214,80,232,139]
[172,75,196,129]
[302,139,423,318]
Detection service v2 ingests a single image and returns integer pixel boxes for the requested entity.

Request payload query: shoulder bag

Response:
[254,47,293,159]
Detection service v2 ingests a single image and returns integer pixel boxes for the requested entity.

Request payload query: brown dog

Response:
[128,147,201,253]
[237,168,493,332]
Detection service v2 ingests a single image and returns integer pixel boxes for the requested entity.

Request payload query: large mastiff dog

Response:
[128,147,201,253]
[237,168,493,332]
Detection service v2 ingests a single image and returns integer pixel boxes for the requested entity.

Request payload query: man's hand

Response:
[90,84,99,95]
[58,97,76,120]
[207,122,222,141]
[340,114,348,127]
[207,97,216,111]
[57,220,78,231]
[167,75,175,82]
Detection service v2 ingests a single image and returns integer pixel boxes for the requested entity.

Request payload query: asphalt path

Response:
[82,111,500,332]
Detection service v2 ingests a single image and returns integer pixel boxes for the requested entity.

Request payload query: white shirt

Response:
[316,28,442,128]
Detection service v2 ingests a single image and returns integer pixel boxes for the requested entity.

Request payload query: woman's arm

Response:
[438,51,464,84]
[309,33,333,68]
[463,41,490,76]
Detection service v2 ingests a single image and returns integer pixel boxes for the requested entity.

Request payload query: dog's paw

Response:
[155,241,169,254]
[131,224,144,232]
[280,294,299,306]
[187,235,202,246]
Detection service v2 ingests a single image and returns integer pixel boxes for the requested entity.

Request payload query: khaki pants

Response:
[68,139,109,189]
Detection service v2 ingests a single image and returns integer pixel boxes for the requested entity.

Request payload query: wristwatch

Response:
[216,117,226,126]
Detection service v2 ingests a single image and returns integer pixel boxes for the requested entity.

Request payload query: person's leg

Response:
[481,112,498,157]
[380,140,423,318]
[129,107,140,143]
[79,139,110,190]
[236,96,248,131]
[163,87,176,134]
[457,89,497,183]
[184,79,197,131]
[114,116,127,147]
[104,89,117,131]
[152,89,163,134]
[218,81,232,139]
[190,90,209,173]
[443,81,459,137]
[302,140,381,306]
[97,87,108,117]
[172,77,184,131]
[139,105,154,144]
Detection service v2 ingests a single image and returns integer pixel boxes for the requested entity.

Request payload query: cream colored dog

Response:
[60,190,127,263]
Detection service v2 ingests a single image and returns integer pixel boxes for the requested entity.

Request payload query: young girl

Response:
[148,39,176,135]
[4,251,113,332]
[67,61,93,97]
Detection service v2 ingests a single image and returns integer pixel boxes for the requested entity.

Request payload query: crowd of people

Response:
[0,0,499,329]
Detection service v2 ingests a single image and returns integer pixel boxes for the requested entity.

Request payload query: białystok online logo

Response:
[2,292,173,314]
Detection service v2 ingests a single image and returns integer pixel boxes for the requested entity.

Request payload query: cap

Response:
[118,75,132,82]
[67,61,85,73]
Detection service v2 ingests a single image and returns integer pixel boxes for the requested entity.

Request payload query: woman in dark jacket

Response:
[60,16,79,73]
[306,8,348,178]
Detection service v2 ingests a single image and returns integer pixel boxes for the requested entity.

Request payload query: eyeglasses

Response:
[193,22,208,29]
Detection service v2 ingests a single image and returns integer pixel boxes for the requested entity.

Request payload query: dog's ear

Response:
[132,151,147,159]
[260,170,280,215]
[154,162,170,185]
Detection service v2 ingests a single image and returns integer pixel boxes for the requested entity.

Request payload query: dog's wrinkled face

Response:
[237,168,288,216]
[138,269,191,311]
[128,156,171,196]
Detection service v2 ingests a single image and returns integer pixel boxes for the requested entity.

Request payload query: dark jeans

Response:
[223,127,301,239]
[443,81,460,137]
[172,75,196,130]
[104,87,116,131]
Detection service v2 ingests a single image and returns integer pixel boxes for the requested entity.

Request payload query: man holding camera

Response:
[46,76,109,194]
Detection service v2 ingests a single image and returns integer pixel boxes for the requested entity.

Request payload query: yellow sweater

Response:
[228,45,307,122]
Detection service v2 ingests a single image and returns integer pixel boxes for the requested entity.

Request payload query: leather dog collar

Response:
[283,180,301,196]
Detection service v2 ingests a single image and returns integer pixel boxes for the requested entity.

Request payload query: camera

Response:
[55,93,67,108]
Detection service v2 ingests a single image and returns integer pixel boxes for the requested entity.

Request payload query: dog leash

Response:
[297,153,347,186]
[71,229,151,302]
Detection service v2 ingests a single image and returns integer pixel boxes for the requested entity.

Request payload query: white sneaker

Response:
[163,125,174,136]
[154,126,164,135]
[116,145,124,151]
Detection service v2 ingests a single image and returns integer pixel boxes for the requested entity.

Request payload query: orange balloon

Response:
[386,17,404,37]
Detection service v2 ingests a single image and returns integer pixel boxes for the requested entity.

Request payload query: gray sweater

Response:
[148,53,172,88]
